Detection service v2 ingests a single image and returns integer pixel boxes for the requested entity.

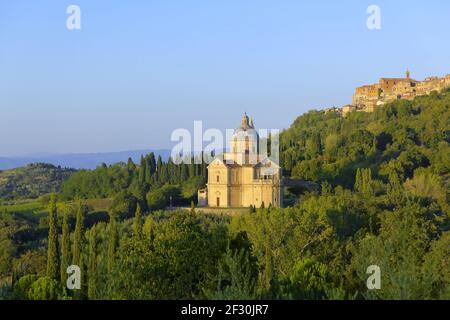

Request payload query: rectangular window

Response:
[216,175,220,182]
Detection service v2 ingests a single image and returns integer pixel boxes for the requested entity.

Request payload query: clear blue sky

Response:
[1,0,450,156]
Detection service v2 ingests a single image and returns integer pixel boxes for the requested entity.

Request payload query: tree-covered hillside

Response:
[280,90,449,189]
[0,90,449,300]
[0,164,76,200]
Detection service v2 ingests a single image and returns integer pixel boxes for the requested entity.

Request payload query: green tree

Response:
[352,203,429,300]
[72,202,85,267]
[283,258,329,299]
[138,155,145,183]
[127,157,136,173]
[13,274,38,300]
[110,191,137,220]
[422,231,450,299]
[148,152,157,176]
[87,226,98,299]
[144,157,152,185]
[306,133,322,158]
[77,251,87,300]
[147,185,181,210]
[0,239,15,277]
[107,212,118,273]
[46,194,59,280]
[28,276,60,300]
[190,201,196,215]
[111,212,227,299]
[60,208,70,285]
[133,203,143,239]
[354,168,362,192]
[355,168,374,196]
[157,155,164,183]
[205,249,257,299]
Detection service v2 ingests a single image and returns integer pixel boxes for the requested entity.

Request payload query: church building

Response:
[198,113,283,208]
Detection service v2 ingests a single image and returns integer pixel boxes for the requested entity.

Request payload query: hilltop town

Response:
[326,71,450,116]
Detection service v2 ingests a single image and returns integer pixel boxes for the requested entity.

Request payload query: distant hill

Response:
[0,163,77,200]
[0,149,171,170]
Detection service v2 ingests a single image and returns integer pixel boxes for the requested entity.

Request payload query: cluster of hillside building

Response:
[325,71,450,116]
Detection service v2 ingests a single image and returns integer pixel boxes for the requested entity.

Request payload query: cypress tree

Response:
[167,157,175,184]
[190,201,196,215]
[260,241,273,297]
[268,132,272,157]
[156,155,163,183]
[162,163,169,184]
[354,168,362,192]
[362,169,368,193]
[201,151,206,179]
[133,203,143,238]
[364,169,369,193]
[87,226,98,300]
[77,250,87,300]
[72,201,85,267]
[148,152,157,176]
[60,207,70,284]
[188,159,195,178]
[138,155,146,185]
[46,194,60,280]
[306,133,322,158]
[127,157,136,172]
[107,212,118,273]
[387,173,402,202]
[181,164,188,181]
[371,136,378,153]
[363,168,374,196]
[144,157,152,185]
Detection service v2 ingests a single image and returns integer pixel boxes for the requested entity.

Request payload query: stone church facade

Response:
[198,113,283,208]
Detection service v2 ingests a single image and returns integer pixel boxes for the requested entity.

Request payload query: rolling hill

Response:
[0,163,77,200]
[0,149,171,170]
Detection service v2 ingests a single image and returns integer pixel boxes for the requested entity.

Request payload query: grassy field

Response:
[0,198,112,215]
[0,198,253,218]
[0,199,45,215]
[84,198,112,211]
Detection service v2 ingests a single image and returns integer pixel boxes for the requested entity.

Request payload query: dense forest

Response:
[60,152,208,211]
[0,89,449,300]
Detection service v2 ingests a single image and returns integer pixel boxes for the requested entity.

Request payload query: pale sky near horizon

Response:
[1,0,450,156]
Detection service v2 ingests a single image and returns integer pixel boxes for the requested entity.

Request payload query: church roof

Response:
[380,77,418,82]
[255,157,281,169]
[206,156,279,169]
[206,157,239,169]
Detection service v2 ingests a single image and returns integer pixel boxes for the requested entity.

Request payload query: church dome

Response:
[233,113,258,137]
[230,113,259,157]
